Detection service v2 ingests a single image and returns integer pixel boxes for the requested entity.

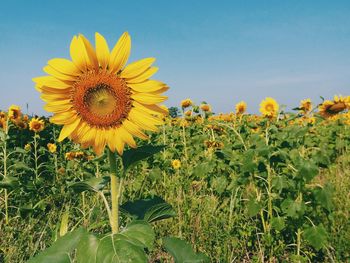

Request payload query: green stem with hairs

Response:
[108,149,119,234]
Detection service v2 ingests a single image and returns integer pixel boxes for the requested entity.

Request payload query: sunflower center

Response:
[265,104,274,112]
[72,71,132,128]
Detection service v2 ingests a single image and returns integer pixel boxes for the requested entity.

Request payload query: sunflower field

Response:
[1,32,350,263]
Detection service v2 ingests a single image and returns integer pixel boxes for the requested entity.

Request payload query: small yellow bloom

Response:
[22,114,29,122]
[184,110,192,117]
[260,97,279,118]
[24,143,32,151]
[299,98,312,113]
[29,118,45,133]
[0,117,7,130]
[47,143,57,153]
[200,104,211,112]
[171,159,181,169]
[8,105,21,120]
[235,101,247,115]
[181,98,193,108]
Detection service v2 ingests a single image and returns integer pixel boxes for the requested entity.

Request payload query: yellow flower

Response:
[23,114,29,122]
[29,118,45,133]
[299,98,312,113]
[235,101,247,115]
[260,97,279,118]
[33,32,168,155]
[171,159,181,169]
[200,104,211,112]
[47,143,57,153]
[8,105,21,120]
[181,98,193,108]
[24,143,32,151]
[319,95,349,118]
[184,110,192,117]
[0,117,7,130]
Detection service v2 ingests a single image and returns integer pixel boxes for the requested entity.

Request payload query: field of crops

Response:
[0,97,350,262]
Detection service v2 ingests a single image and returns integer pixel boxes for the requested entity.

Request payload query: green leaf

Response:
[303,224,328,251]
[0,176,19,189]
[281,199,305,219]
[120,196,176,223]
[210,176,228,194]
[68,177,110,193]
[76,221,155,263]
[270,217,285,231]
[246,197,261,217]
[28,228,87,263]
[163,237,210,263]
[122,145,165,173]
[313,184,334,212]
[297,161,319,182]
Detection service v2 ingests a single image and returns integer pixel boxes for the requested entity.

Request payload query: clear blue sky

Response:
[0,0,349,115]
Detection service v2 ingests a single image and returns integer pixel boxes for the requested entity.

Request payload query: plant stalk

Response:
[108,149,119,234]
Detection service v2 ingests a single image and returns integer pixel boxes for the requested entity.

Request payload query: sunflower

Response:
[8,105,21,120]
[260,97,279,118]
[33,32,168,155]
[299,98,312,113]
[47,143,57,153]
[318,95,350,118]
[24,143,32,151]
[171,159,181,169]
[200,104,211,112]
[235,101,247,115]
[29,118,45,133]
[181,99,193,109]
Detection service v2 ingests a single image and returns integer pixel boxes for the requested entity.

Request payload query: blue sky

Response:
[0,0,349,115]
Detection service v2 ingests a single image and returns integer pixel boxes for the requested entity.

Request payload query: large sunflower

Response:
[318,95,350,118]
[33,32,168,155]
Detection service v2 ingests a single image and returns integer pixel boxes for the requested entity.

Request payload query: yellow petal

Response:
[41,92,70,101]
[39,86,72,94]
[58,117,81,142]
[117,126,136,148]
[44,102,72,113]
[109,32,131,74]
[70,35,89,72]
[128,108,161,132]
[33,76,72,89]
[127,80,167,93]
[79,34,99,70]
[50,111,77,125]
[131,93,167,105]
[133,101,168,116]
[122,119,148,140]
[150,86,169,95]
[126,67,158,84]
[47,58,81,76]
[112,130,125,155]
[93,130,107,155]
[95,32,110,69]
[120,58,155,79]
[43,65,77,82]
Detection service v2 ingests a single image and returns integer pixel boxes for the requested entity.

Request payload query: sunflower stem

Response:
[108,149,119,234]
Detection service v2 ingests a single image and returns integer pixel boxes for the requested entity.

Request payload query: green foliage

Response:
[163,237,210,263]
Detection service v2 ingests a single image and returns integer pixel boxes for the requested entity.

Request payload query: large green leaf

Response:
[281,199,306,219]
[303,224,328,251]
[76,220,155,263]
[313,184,334,212]
[122,145,165,173]
[163,237,210,263]
[28,228,87,263]
[296,161,319,182]
[68,177,110,193]
[120,196,176,223]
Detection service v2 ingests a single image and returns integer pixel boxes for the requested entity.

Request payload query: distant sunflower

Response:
[171,159,181,169]
[235,101,247,115]
[319,95,350,118]
[8,105,21,120]
[260,97,279,118]
[29,118,45,132]
[299,98,312,113]
[181,99,193,109]
[33,32,168,155]
[200,104,211,112]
